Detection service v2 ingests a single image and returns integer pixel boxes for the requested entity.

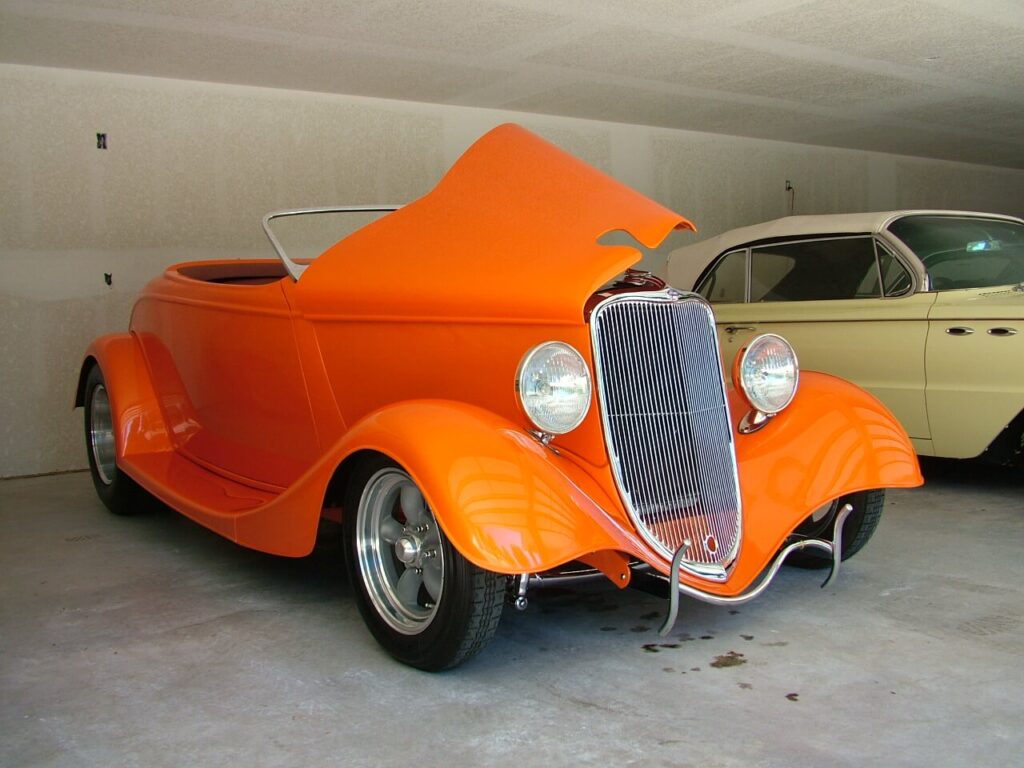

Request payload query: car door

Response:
[925,289,1024,458]
[134,273,320,489]
[700,236,936,447]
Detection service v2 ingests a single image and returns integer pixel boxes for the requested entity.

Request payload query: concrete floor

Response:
[1,461,1021,768]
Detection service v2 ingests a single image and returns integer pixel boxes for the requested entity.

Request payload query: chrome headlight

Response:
[516,342,592,435]
[737,334,799,415]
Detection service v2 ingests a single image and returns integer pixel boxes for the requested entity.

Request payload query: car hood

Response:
[298,124,694,323]
[929,283,1024,320]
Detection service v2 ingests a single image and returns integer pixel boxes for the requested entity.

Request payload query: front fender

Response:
[715,370,923,594]
[328,400,648,575]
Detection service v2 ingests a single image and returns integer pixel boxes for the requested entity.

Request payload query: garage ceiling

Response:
[2,0,1023,168]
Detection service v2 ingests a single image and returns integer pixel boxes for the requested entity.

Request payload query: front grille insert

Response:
[590,291,741,580]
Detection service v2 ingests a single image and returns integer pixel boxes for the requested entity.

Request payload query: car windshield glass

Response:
[887,216,1024,290]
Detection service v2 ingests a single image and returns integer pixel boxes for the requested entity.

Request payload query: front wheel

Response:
[343,455,503,671]
[785,489,885,569]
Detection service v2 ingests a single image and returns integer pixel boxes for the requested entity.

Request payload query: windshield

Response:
[886,215,1024,290]
[263,207,397,280]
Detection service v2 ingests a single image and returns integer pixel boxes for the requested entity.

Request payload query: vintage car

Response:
[667,211,1024,465]
[77,125,922,670]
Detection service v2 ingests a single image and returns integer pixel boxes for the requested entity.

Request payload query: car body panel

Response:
[79,125,922,606]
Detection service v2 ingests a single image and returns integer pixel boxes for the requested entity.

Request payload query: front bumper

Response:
[653,503,854,635]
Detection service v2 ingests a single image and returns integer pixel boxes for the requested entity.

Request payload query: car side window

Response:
[697,249,747,303]
[750,237,880,302]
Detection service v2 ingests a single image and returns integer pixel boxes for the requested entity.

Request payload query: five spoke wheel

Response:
[344,455,504,670]
[356,468,446,634]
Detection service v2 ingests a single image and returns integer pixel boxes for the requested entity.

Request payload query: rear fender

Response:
[328,400,648,575]
[76,334,172,458]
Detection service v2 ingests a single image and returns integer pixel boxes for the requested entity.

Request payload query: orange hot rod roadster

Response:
[77,124,922,670]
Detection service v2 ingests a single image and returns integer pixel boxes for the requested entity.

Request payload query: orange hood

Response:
[300,124,694,323]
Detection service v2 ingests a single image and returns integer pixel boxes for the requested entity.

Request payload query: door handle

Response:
[724,325,756,334]
[945,326,974,336]
[987,327,1017,337]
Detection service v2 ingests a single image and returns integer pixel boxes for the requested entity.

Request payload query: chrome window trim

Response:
[872,237,917,297]
[589,289,743,581]
[262,205,401,281]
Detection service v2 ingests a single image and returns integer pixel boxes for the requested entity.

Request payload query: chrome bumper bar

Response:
[658,503,854,636]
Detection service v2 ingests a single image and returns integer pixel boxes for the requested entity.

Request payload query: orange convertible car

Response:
[77,125,922,670]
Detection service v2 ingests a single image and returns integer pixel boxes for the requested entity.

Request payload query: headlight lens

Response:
[738,334,799,415]
[516,342,592,435]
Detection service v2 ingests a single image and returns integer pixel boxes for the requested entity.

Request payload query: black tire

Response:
[785,489,885,569]
[83,365,144,516]
[343,455,503,671]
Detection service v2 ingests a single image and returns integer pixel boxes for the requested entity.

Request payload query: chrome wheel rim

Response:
[356,468,445,635]
[89,384,116,486]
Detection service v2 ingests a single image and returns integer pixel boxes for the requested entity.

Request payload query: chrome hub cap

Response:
[395,535,421,565]
[356,468,445,635]
[89,384,116,486]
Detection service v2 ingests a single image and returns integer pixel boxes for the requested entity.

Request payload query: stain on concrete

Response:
[710,651,746,668]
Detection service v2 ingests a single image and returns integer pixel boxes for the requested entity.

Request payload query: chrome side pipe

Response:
[658,503,854,636]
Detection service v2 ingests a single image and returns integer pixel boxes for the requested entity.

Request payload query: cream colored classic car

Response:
[666,210,1024,464]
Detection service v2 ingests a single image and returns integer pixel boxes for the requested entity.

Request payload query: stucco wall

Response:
[3,63,1023,477]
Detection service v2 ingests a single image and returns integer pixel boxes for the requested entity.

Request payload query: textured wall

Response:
[3,63,1024,477]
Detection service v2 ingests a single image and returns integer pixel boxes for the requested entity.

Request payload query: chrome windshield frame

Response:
[261,205,401,281]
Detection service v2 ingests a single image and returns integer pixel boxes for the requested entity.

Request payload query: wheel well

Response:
[980,408,1024,467]
[74,356,98,408]
[321,449,382,519]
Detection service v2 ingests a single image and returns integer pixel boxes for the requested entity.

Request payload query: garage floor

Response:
[1,462,1021,768]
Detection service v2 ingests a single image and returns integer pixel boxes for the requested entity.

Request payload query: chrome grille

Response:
[591,291,741,579]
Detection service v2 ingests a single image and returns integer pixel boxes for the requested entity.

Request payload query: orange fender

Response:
[327,400,650,575]
[702,370,923,596]
[77,334,172,459]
